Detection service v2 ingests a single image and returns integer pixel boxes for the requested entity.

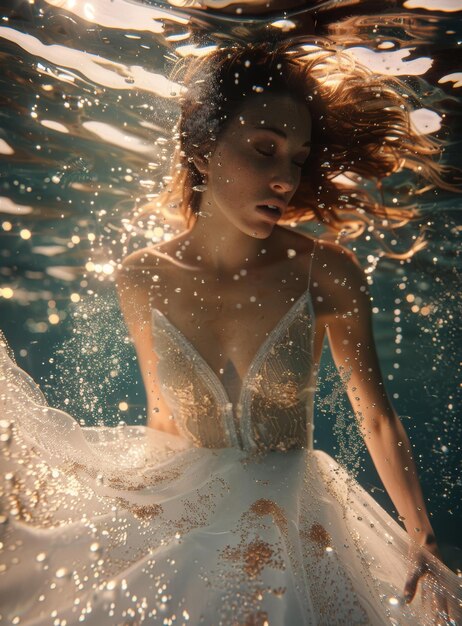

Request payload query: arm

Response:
[323,249,436,549]
[115,262,180,434]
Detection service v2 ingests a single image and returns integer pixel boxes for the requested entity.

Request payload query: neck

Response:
[183,207,274,275]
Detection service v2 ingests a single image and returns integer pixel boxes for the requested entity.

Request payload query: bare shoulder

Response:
[115,245,176,312]
[119,244,172,272]
[308,237,370,318]
[315,238,362,277]
[116,241,183,291]
[278,228,360,278]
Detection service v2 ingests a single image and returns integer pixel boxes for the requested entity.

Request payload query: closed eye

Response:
[256,148,275,158]
[256,148,308,169]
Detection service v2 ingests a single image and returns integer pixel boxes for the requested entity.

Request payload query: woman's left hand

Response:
[404,539,451,624]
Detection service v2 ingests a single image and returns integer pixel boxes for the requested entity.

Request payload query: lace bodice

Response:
[152,254,317,452]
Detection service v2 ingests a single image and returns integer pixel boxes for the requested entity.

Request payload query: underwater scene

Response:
[0,0,461,580]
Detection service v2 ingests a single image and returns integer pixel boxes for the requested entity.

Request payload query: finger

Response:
[404,569,422,603]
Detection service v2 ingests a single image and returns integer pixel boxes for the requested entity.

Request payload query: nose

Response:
[270,171,296,194]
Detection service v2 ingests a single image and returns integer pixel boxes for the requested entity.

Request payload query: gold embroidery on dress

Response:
[221,538,285,580]
[249,498,288,535]
[116,497,163,521]
[153,299,314,452]
[306,521,332,558]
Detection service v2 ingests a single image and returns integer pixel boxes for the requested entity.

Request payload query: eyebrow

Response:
[252,125,311,147]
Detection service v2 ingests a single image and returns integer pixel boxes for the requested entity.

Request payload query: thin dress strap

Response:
[307,239,317,292]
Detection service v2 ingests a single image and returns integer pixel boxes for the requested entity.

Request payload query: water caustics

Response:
[0,0,461,624]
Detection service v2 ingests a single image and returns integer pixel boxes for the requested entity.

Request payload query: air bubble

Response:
[55,567,68,579]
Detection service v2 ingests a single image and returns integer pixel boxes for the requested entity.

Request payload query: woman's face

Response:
[196,93,312,239]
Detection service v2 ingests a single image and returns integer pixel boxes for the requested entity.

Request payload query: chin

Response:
[248,229,273,240]
[246,223,276,239]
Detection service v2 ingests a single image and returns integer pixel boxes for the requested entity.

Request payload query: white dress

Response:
[0,279,460,625]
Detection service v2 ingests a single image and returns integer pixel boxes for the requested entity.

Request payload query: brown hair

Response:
[140,39,455,247]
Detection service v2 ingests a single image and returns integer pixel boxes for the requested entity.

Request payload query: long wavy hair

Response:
[138,39,455,249]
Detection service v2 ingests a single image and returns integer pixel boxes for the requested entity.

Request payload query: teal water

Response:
[0,0,461,562]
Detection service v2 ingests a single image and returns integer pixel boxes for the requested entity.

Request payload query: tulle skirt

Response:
[0,342,461,625]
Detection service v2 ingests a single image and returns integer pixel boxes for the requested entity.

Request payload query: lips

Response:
[257,205,282,220]
[256,199,287,220]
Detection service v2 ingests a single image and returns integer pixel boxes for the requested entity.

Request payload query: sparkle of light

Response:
[1,287,14,299]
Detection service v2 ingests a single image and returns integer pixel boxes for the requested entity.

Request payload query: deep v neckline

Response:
[152,287,312,409]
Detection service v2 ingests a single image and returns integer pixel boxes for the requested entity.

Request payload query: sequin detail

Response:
[152,293,315,452]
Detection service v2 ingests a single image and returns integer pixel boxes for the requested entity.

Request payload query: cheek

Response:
[215,143,259,173]
[209,144,266,201]
[210,148,248,185]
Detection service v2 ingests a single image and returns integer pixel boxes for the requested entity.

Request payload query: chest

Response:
[157,274,308,362]
[153,290,315,416]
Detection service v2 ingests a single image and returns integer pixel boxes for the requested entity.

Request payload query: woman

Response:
[0,41,460,625]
